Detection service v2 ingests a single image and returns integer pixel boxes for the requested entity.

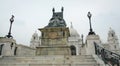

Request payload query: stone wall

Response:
[16,44,35,56]
[36,46,71,55]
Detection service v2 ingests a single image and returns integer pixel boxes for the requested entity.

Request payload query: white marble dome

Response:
[69,24,79,37]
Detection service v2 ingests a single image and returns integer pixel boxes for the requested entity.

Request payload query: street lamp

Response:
[87,12,95,35]
[6,15,14,38]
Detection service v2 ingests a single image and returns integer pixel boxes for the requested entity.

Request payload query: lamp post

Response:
[87,12,95,35]
[6,15,14,38]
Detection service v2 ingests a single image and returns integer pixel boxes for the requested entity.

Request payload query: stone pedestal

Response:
[37,27,71,55]
[36,46,71,55]
[0,37,16,56]
[86,35,101,55]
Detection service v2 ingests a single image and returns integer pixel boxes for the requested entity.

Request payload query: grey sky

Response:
[0,0,120,45]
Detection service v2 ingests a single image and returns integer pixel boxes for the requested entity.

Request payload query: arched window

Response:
[111,33,114,37]
[11,43,13,49]
[14,47,17,55]
[70,45,76,55]
[33,36,35,40]
[114,45,116,49]
[0,44,4,55]
[42,33,44,37]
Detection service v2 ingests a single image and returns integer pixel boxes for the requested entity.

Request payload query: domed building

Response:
[68,22,82,55]
[102,28,120,54]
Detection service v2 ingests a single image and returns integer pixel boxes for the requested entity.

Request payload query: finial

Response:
[87,12,92,19]
[52,8,55,13]
[70,22,73,28]
[10,15,14,22]
[61,7,64,12]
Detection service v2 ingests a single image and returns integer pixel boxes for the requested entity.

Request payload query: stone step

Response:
[0,55,98,66]
[0,64,99,66]
[0,56,96,63]
[72,55,93,59]
[0,60,96,64]
[1,55,94,60]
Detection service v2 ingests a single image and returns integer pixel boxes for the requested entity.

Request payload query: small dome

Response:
[108,27,116,38]
[69,28,80,37]
[69,23,80,37]
[109,27,115,34]
[32,31,38,37]
[31,31,39,40]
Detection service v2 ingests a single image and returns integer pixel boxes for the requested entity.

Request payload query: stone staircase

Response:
[0,55,100,66]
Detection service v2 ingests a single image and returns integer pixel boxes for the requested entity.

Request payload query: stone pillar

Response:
[85,35,101,55]
[0,37,16,56]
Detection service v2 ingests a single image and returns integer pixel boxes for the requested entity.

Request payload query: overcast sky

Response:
[0,0,120,46]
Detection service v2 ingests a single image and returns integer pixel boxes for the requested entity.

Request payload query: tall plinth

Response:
[36,27,71,55]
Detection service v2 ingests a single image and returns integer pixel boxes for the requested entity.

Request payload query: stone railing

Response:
[94,42,120,66]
